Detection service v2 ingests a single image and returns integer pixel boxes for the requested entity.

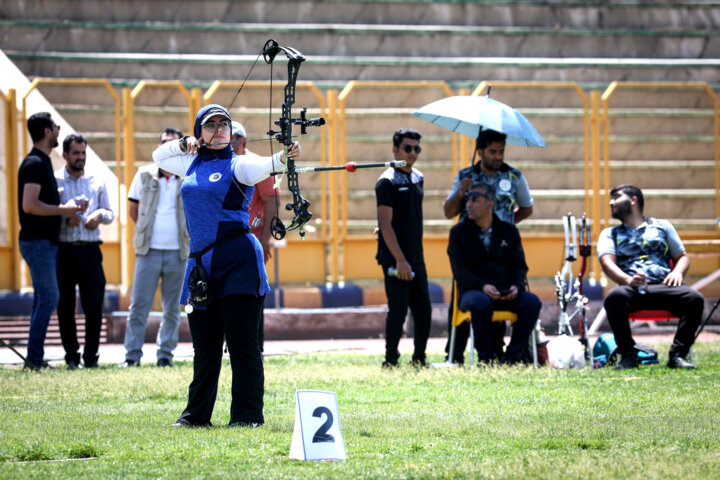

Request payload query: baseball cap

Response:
[200,106,231,126]
[232,121,246,137]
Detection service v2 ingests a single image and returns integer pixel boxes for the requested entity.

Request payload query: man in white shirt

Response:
[55,133,114,369]
[120,127,190,367]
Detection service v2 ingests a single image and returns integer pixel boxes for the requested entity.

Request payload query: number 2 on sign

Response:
[312,406,335,443]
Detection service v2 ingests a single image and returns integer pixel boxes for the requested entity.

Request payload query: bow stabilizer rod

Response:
[271,160,406,176]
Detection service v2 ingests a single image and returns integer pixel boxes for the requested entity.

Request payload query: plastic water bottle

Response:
[388,267,415,279]
[75,194,89,220]
[637,267,648,295]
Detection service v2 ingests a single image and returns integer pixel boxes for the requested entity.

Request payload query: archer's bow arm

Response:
[153,139,286,185]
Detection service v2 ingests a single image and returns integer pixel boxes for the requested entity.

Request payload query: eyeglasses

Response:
[401,145,422,154]
[202,120,231,131]
[465,191,491,201]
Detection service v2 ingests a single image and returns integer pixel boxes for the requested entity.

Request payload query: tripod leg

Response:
[695,298,720,343]
[0,338,33,369]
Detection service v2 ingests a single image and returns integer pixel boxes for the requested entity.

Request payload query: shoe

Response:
[381,360,399,369]
[615,352,639,370]
[667,356,695,369]
[67,359,80,370]
[84,361,99,369]
[171,419,212,428]
[117,359,139,368]
[157,358,174,367]
[229,421,262,428]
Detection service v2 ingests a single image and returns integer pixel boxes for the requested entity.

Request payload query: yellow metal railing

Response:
[4,79,720,294]
[600,81,720,231]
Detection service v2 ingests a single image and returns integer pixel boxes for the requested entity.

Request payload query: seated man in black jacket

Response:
[447,184,541,364]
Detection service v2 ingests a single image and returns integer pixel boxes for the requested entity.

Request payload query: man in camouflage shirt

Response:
[597,184,703,370]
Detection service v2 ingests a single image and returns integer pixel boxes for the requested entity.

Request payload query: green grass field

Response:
[1,343,719,479]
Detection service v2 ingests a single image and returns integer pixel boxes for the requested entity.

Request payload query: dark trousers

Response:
[56,243,106,365]
[444,282,506,363]
[383,267,432,364]
[178,294,265,426]
[459,289,541,362]
[604,284,703,358]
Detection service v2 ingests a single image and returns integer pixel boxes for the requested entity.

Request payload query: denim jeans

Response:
[19,239,60,365]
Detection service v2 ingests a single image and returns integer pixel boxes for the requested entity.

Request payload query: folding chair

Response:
[628,309,694,363]
[447,281,538,368]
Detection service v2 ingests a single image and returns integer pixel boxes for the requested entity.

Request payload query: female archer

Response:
[153,104,300,427]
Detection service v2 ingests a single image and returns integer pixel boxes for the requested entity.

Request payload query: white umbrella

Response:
[412,95,546,148]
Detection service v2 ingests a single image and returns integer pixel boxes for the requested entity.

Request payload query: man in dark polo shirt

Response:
[375,128,431,368]
[18,112,83,369]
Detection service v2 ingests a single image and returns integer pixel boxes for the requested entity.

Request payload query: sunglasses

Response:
[401,145,422,154]
[202,120,231,131]
[465,191,491,201]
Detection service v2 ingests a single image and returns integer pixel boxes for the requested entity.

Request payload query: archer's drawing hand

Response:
[181,136,201,153]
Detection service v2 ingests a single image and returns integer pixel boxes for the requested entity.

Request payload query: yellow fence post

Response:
[327,89,340,283]
[4,89,22,289]
[590,91,602,280]
[122,88,135,292]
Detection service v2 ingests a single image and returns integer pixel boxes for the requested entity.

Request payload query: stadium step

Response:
[6,50,720,84]
[0,316,109,347]
[2,1,719,29]
[3,19,719,59]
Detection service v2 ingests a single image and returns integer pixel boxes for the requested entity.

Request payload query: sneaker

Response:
[84,361,99,369]
[66,359,80,370]
[157,358,174,367]
[667,356,695,369]
[615,352,638,370]
[117,359,139,368]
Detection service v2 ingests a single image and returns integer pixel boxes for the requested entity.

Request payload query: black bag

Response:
[188,263,213,307]
[608,342,659,365]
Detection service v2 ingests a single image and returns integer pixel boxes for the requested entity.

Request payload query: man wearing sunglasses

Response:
[443,128,534,363]
[375,128,432,368]
[448,184,541,365]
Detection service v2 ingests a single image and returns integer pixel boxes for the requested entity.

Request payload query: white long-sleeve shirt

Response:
[152,139,284,185]
[55,167,114,243]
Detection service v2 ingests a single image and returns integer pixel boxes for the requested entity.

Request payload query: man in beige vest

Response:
[120,127,190,367]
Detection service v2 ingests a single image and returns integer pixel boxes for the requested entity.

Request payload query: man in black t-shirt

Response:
[18,112,83,369]
[375,128,431,368]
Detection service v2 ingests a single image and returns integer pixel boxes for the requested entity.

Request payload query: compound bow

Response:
[228,39,405,240]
